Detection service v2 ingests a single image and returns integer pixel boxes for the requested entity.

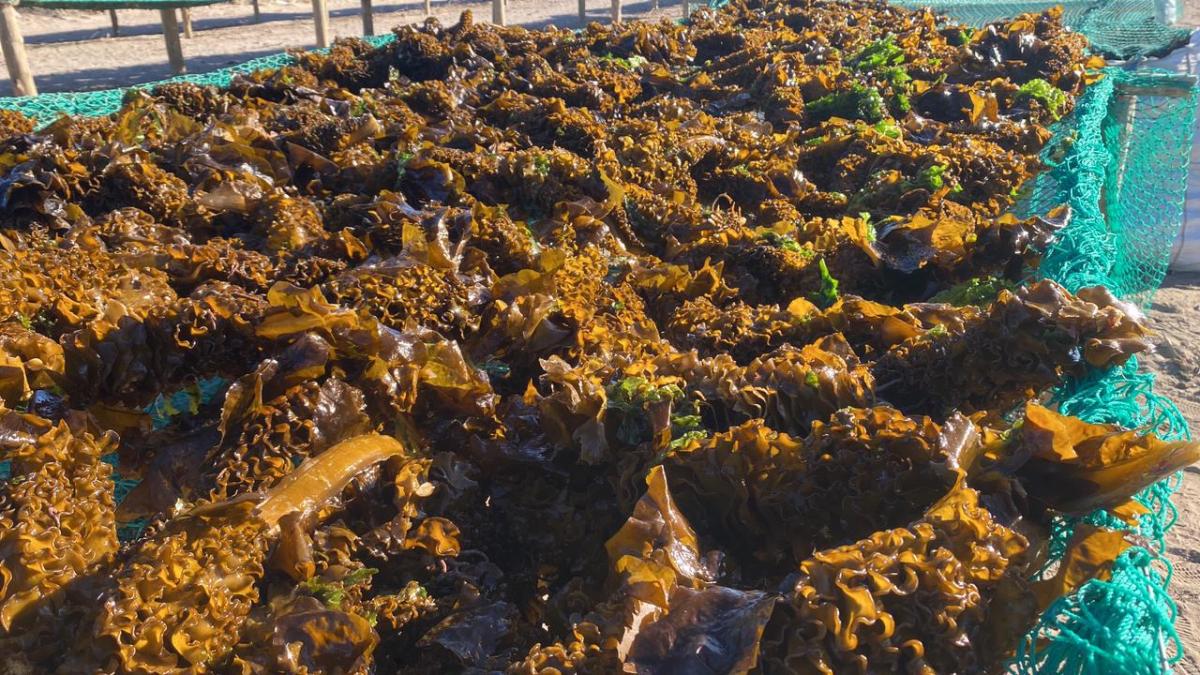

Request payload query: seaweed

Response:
[0,2,1177,673]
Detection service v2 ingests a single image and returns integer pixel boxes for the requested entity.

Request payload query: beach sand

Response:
[1142,273,1200,673]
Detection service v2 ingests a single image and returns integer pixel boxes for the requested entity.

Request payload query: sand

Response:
[1141,273,1200,674]
[1186,0,1200,29]
[4,0,1200,667]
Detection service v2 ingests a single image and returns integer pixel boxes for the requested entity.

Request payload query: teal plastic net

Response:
[1009,67,1199,674]
[889,0,1193,59]
[1016,547,1183,674]
[1019,69,1200,305]
[0,28,1198,673]
[0,34,396,124]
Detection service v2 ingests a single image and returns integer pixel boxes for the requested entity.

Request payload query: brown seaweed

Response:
[0,1,1180,673]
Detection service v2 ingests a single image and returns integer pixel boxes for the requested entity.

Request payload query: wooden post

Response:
[681,0,688,19]
[578,0,585,21]
[0,3,35,96]
[180,7,193,37]
[251,0,260,22]
[611,0,620,23]
[492,0,504,25]
[159,8,186,74]
[108,8,119,36]
[311,0,329,48]
[424,0,430,16]
[360,0,372,35]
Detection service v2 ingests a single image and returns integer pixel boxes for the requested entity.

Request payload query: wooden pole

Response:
[108,8,119,36]
[159,8,186,74]
[578,0,585,21]
[492,0,504,25]
[0,3,35,96]
[251,0,260,22]
[311,0,329,48]
[611,0,620,23]
[681,0,688,19]
[360,0,372,35]
[180,7,192,38]
[424,0,430,16]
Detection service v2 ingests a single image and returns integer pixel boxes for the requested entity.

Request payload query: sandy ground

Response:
[0,0,682,94]
[1185,0,1200,28]
[1142,274,1200,674]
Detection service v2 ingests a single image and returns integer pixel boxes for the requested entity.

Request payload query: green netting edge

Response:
[1011,67,1199,675]
[0,33,398,124]
[0,22,1198,673]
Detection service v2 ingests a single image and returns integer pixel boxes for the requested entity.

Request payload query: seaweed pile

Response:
[0,1,1194,672]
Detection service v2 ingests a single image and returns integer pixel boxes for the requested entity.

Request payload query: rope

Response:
[1016,548,1184,674]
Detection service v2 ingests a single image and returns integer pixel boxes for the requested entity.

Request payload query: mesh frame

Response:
[1105,75,1199,303]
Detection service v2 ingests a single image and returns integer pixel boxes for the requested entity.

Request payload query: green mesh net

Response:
[1010,67,1198,675]
[0,27,1198,672]
[1019,70,1200,305]
[1015,547,1183,674]
[889,0,1193,59]
[0,34,396,124]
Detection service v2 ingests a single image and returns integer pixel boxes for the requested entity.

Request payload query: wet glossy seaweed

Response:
[0,2,1192,673]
